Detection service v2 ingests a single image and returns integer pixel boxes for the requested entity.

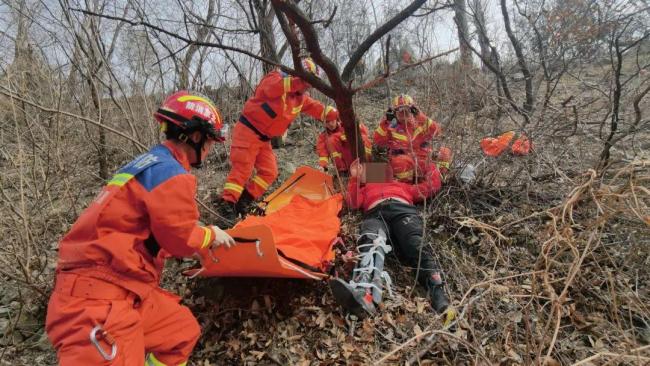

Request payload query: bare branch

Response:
[354,47,459,93]
[500,0,534,121]
[271,0,340,94]
[0,86,147,151]
[341,0,428,82]
[70,8,285,72]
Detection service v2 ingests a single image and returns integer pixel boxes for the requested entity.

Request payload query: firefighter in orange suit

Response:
[316,108,372,174]
[373,95,452,178]
[45,91,235,366]
[220,58,338,217]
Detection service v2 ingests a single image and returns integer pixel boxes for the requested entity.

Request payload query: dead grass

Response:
[0,65,648,365]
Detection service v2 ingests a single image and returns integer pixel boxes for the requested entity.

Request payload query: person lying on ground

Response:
[330,160,452,318]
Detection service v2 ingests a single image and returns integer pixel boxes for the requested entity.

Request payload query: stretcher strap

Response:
[277,249,323,274]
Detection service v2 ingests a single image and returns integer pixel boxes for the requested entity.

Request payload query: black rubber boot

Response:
[427,273,450,314]
[329,278,376,318]
[234,189,256,217]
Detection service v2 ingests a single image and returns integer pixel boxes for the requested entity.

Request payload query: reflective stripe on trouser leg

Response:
[245,140,278,199]
[223,182,244,200]
[146,353,187,366]
[222,123,262,203]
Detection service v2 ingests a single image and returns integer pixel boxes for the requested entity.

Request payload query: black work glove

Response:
[385,108,396,121]
[373,146,389,161]
[410,105,419,115]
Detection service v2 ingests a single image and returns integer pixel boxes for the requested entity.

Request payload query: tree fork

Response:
[271,0,429,161]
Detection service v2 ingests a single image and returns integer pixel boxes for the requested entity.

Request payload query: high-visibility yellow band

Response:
[365,147,372,154]
[177,95,219,119]
[391,132,408,141]
[200,226,213,249]
[283,77,291,93]
[395,170,414,179]
[438,161,450,169]
[340,134,347,141]
[375,126,387,136]
[224,182,244,194]
[146,353,174,366]
[291,103,303,114]
[107,173,134,187]
[330,152,342,158]
[282,77,291,112]
[413,126,425,138]
[319,157,329,162]
[252,175,270,190]
[145,353,187,366]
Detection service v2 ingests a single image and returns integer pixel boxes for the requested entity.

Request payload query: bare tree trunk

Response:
[86,13,109,180]
[272,0,429,161]
[59,0,127,179]
[500,0,534,122]
[178,1,216,89]
[88,79,108,179]
[254,0,280,74]
[454,0,472,69]
[472,0,491,72]
[600,28,624,167]
[252,0,287,147]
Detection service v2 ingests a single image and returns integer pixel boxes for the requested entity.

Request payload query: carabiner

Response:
[89,325,117,361]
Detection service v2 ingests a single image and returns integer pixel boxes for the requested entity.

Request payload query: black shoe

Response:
[329,278,376,318]
[427,273,450,314]
[234,189,256,216]
[429,284,450,314]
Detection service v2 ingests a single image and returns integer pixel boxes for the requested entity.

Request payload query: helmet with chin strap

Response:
[154,90,224,167]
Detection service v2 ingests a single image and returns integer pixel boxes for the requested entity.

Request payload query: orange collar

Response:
[162,140,192,171]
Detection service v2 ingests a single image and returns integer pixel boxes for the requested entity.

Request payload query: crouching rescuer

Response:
[45,90,235,365]
[330,159,451,318]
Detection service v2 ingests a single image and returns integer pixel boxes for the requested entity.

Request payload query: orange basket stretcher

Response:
[184,166,341,280]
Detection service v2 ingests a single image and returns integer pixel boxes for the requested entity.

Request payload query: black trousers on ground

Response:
[358,199,441,288]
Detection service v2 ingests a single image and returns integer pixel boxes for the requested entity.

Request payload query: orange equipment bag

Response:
[511,134,531,155]
[184,166,341,280]
[480,131,515,157]
[480,131,531,157]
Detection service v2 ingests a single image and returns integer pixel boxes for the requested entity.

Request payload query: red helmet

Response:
[301,57,320,77]
[154,90,224,141]
[391,94,415,110]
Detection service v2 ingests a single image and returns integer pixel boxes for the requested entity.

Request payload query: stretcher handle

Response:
[232,237,259,243]
[207,237,264,264]
[186,237,265,279]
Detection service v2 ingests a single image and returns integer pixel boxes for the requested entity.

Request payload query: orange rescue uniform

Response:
[374,112,450,178]
[46,141,214,365]
[316,122,372,172]
[223,70,336,202]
